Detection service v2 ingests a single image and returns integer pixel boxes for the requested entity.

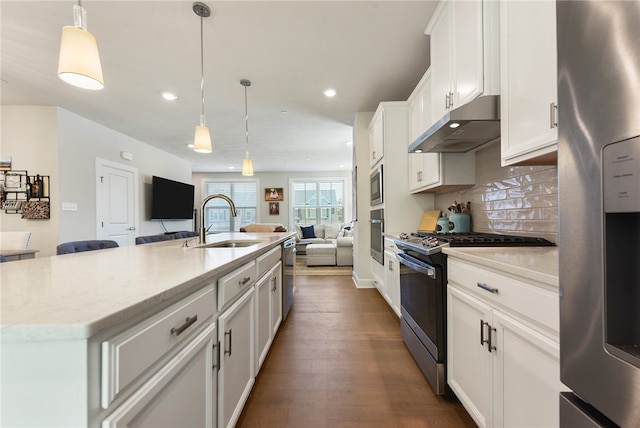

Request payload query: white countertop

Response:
[0,232,293,341]
[442,246,559,287]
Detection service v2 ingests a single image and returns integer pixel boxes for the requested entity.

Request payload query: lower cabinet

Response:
[447,258,565,428]
[383,249,401,317]
[218,286,255,428]
[102,323,217,428]
[255,261,282,371]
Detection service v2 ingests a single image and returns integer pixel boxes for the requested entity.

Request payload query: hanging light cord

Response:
[199,11,205,126]
[244,84,249,156]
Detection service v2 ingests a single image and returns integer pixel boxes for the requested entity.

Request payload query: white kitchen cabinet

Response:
[447,257,564,428]
[408,68,432,143]
[255,260,282,372]
[383,249,400,317]
[500,0,557,166]
[102,323,217,428]
[269,262,283,339]
[409,152,475,193]
[218,286,255,428]
[426,0,500,125]
[369,110,384,168]
[407,67,475,193]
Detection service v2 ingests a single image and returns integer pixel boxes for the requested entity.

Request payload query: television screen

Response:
[150,176,195,220]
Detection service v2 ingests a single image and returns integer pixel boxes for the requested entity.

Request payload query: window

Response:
[203,181,257,232]
[291,179,344,227]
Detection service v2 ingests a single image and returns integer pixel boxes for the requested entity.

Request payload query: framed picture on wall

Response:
[269,202,279,215]
[265,187,283,201]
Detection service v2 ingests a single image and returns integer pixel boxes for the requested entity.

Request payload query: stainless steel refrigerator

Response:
[557,1,640,426]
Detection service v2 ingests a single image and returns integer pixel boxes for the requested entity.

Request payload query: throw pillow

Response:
[324,223,340,239]
[301,225,316,239]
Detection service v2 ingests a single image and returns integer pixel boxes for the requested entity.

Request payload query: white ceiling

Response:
[1,1,436,173]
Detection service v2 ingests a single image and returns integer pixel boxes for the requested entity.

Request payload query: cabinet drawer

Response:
[447,259,559,335]
[384,237,398,252]
[101,284,216,409]
[256,246,281,279]
[218,261,256,310]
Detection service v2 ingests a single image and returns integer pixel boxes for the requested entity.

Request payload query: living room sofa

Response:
[294,222,354,266]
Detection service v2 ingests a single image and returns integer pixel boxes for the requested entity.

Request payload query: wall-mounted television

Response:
[150,176,195,220]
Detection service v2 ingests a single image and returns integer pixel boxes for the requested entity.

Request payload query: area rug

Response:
[295,255,353,276]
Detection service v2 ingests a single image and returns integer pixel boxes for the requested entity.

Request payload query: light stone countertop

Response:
[442,246,559,287]
[0,232,294,342]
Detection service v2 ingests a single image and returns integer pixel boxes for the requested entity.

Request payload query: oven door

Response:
[397,251,445,363]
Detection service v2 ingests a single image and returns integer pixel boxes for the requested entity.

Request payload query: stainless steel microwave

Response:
[370,164,383,206]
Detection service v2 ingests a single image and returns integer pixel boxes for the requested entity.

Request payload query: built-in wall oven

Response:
[370,208,384,265]
[395,232,554,398]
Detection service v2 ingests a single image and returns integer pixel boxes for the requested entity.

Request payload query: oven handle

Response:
[396,252,436,279]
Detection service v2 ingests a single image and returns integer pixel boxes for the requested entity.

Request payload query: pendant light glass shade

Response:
[58,3,104,90]
[194,124,212,153]
[242,157,254,176]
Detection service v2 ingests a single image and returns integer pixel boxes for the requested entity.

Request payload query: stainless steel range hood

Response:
[408,95,500,154]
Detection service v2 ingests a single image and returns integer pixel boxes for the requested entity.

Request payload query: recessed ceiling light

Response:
[414,149,423,153]
[187,143,194,148]
[339,164,345,168]
[323,88,336,97]
[161,91,178,101]
[449,122,460,128]
[346,141,353,145]
[228,166,235,170]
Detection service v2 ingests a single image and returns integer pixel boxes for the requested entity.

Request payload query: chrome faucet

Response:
[199,194,238,244]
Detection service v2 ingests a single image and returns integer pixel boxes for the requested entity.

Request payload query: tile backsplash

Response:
[434,143,558,244]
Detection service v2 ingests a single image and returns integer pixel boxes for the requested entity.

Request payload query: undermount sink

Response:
[197,240,265,248]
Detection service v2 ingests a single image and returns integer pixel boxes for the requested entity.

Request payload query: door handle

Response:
[126,226,136,231]
[550,102,558,128]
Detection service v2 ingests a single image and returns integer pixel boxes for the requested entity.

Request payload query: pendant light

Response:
[57,0,104,90]
[193,2,212,154]
[241,79,254,176]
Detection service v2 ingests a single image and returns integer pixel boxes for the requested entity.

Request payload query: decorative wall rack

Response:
[0,170,51,219]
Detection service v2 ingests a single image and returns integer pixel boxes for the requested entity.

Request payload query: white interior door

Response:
[96,159,138,246]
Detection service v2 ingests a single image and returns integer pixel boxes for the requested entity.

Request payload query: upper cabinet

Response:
[426,0,500,124]
[408,68,475,193]
[500,0,558,166]
[369,111,384,168]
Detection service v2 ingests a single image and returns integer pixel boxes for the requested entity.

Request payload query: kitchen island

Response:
[1,231,294,427]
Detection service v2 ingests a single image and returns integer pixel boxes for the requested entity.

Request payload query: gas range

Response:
[395,232,554,256]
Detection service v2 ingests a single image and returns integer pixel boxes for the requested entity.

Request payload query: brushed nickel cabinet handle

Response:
[170,315,198,336]
[550,102,558,128]
[480,320,489,346]
[488,326,497,352]
[477,282,498,294]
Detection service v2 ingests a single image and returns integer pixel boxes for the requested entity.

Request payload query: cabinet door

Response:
[270,262,283,337]
[428,1,453,123]
[255,272,272,372]
[383,250,400,317]
[492,310,564,428]
[102,323,216,428]
[451,0,484,107]
[500,0,557,166]
[369,112,384,167]
[409,154,424,190]
[447,286,492,428]
[218,287,255,428]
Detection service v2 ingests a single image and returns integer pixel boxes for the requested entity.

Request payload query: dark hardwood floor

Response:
[236,275,477,428]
